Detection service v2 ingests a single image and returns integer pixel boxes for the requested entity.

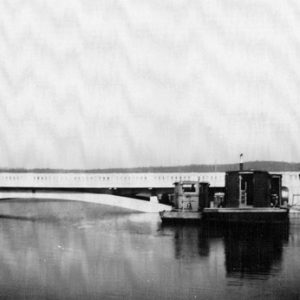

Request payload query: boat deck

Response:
[159,210,202,223]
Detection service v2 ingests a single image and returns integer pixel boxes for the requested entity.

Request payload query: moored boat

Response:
[160,163,289,224]
[202,169,289,223]
[160,181,209,223]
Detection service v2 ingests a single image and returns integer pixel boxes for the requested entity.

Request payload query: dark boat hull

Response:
[160,208,289,224]
[202,208,289,224]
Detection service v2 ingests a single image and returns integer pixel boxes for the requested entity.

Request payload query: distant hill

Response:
[1,161,300,173]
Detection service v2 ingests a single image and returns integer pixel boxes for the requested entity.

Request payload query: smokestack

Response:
[239,153,243,171]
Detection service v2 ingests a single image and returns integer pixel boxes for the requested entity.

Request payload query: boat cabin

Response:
[172,181,210,211]
[225,170,283,208]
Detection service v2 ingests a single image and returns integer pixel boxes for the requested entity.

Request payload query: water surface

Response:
[0,199,299,299]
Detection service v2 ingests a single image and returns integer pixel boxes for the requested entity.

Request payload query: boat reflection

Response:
[172,225,210,259]
[224,223,289,279]
[160,222,289,280]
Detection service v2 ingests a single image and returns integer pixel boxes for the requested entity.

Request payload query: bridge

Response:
[0,172,225,201]
[0,171,300,207]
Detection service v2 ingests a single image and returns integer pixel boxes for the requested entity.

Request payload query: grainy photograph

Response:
[0,0,300,299]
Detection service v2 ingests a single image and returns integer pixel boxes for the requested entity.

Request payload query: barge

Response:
[160,166,289,224]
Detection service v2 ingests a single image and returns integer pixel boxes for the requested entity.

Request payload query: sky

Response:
[0,0,300,169]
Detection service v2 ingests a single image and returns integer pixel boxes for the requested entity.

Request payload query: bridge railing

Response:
[0,172,226,188]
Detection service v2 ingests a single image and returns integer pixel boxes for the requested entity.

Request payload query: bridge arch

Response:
[0,191,172,213]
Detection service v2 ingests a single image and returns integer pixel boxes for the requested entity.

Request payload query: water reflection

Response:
[224,224,288,279]
[161,222,289,280]
[172,225,210,259]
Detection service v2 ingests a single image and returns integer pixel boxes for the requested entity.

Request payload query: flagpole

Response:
[239,153,243,171]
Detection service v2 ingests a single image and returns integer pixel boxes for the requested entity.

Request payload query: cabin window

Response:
[182,184,196,193]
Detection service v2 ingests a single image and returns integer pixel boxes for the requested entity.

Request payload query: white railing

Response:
[0,172,226,188]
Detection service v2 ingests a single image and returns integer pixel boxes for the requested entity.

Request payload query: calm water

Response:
[0,199,299,300]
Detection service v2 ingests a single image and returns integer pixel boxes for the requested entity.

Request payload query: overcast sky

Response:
[0,0,300,169]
